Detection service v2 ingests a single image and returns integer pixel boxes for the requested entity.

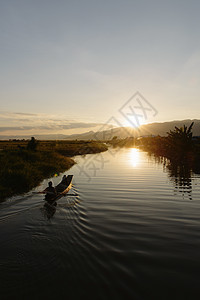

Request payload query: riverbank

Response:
[0,150,75,201]
[0,139,108,155]
[0,140,108,201]
[139,136,200,174]
[107,133,200,174]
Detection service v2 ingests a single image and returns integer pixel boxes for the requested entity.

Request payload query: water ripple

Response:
[1,149,200,299]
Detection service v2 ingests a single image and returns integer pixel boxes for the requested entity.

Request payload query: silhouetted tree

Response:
[167,122,194,151]
[165,122,194,164]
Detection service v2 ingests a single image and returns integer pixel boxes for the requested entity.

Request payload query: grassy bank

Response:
[139,136,200,166]
[0,140,108,201]
[0,150,75,201]
[138,123,200,175]
[0,139,108,155]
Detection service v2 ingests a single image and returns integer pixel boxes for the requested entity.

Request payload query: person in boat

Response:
[62,175,67,182]
[43,181,57,201]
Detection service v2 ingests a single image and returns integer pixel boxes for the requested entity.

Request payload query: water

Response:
[1,148,200,299]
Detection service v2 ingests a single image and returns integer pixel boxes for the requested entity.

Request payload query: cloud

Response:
[13,112,37,116]
[0,123,105,132]
[0,111,108,135]
[0,126,33,132]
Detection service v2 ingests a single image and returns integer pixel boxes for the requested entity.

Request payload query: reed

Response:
[0,150,74,201]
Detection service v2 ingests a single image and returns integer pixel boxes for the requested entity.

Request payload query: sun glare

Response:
[122,119,146,128]
[129,148,140,167]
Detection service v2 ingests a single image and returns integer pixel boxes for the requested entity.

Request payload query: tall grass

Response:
[0,150,75,201]
[0,139,108,154]
[0,139,108,201]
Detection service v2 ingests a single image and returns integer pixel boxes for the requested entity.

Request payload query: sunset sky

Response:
[0,0,200,136]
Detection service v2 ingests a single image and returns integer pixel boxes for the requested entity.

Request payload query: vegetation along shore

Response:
[109,122,200,174]
[0,138,108,201]
[1,122,199,202]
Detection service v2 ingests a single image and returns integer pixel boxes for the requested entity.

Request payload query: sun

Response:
[122,118,146,128]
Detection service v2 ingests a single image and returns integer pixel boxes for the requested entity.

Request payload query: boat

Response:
[45,175,73,206]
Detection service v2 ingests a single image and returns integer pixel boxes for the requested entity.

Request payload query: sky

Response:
[0,0,200,136]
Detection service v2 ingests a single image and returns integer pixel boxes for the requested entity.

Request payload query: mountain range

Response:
[1,119,200,140]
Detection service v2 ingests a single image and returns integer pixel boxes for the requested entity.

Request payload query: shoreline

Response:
[0,140,108,202]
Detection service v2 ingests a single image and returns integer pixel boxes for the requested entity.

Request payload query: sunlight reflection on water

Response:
[1,148,200,299]
[128,148,140,167]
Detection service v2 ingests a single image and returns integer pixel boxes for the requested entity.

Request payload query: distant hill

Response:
[1,119,200,140]
[140,119,200,137]
[65,119,200,140]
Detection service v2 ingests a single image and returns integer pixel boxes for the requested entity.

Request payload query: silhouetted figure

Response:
[62,175,67,182]
[43,181,57,201]
[27,137,38,151]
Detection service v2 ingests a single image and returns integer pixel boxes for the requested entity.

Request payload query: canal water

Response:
[1,148,200,299]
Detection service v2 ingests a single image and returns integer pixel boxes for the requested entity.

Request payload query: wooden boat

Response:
[45,175,73,206]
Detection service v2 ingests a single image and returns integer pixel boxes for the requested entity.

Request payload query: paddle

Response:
[33,191,78,196]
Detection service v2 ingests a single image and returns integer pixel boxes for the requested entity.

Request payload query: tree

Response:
[166,122,194,158]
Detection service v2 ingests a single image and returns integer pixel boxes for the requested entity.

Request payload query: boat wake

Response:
[40,186,80,220]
